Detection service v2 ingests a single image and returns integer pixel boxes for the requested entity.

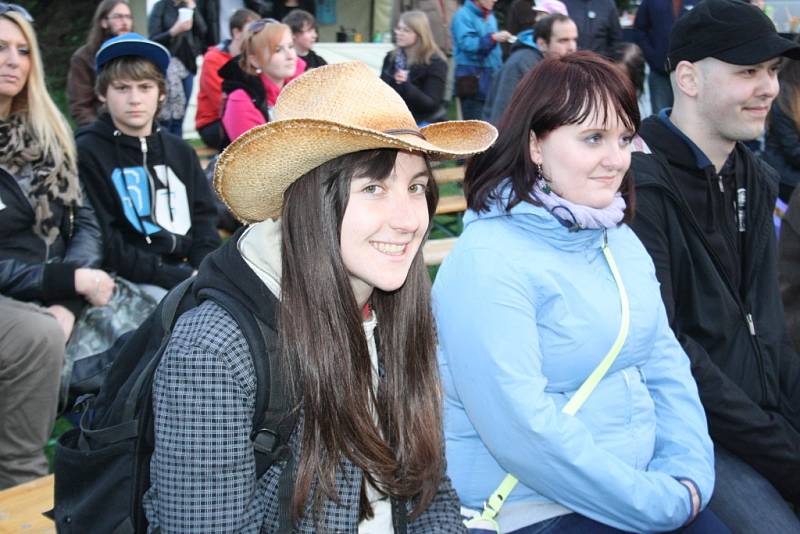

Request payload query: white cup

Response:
[178,7,193,23]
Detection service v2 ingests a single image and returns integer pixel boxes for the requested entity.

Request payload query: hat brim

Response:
[96,40,170,74]
[714,32,800,65]
[214,118,497,224]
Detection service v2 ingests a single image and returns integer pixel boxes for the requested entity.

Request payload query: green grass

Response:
[46,417,74,470]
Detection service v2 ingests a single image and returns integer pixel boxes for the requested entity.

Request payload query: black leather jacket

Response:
[0,166,102,303]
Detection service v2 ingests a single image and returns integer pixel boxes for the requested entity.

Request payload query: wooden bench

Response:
[435,194,467,216]
[0,475,55,533]
[432,166,464,185]
[423,237,457,266]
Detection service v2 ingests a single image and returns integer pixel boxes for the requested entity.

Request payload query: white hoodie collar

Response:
[237,219,283,299]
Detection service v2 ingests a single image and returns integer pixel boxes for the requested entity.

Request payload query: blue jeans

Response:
[460,96,486,121]
[163,75,194,137]
[709,446,800,534]
[502,509,729,533]
[648,69,673,115]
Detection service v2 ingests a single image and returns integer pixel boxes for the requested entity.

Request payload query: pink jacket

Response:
[221,57,306,142]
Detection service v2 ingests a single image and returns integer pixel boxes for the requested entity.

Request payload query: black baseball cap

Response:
[666,0,800,71]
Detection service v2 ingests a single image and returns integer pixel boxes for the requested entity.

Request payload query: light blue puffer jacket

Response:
[432,191,714,533]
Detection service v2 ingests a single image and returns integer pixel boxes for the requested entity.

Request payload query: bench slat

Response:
[436,195,467,215]
[0,474,54,533]
[432,166,464,185]
[423,237,457,266]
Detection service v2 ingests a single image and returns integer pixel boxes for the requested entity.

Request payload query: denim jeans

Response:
[709,446,800,534]
[498,509,729,534]
[460,96,486,121]
[648,69,674,115]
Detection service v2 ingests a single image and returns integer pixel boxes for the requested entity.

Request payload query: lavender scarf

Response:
[532,178,626,230]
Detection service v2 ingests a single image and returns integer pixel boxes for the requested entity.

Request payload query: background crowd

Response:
[2,0,800,533]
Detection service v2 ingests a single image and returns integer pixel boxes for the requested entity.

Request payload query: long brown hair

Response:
[87,0,130,53]
[279,149,443,522]
[465,51,640,223]
[393,10,445,66]
[775,53,800,132]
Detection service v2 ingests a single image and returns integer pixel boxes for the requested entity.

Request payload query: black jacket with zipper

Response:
[76,114,220,290]
[630,115,800,505]
[0,166,102,303]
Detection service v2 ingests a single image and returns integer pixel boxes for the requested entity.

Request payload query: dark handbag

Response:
[455,75,480,99]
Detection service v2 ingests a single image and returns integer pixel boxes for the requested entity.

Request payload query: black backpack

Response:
[52,278,298,533]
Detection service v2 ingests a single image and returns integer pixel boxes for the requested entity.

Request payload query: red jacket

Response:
[195,44,231,130]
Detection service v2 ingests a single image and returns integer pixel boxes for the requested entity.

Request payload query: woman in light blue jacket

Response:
[433,52,727,533]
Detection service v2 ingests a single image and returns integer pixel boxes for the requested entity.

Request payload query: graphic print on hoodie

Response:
[76,114,220,289]
[111,163,191,237]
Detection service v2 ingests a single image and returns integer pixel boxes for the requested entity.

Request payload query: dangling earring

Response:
[536,162,551,194]
[255,67,262,74]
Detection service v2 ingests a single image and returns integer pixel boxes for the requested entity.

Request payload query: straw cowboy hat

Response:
[214,61,497,223]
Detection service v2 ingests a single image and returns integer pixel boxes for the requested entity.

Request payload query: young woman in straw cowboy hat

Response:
[142,60,496,532]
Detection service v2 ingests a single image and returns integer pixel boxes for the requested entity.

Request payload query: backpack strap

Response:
[109,277,196,431]
[202,289,297,534]
[160,277,195,333]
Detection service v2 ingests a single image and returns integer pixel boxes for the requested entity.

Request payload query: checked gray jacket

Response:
[142,300,467,533]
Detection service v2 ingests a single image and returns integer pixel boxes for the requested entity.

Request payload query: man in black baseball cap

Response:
[630,0,800,531]
[666,0,800,71]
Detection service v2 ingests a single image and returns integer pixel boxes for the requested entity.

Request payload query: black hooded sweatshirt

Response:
[630,114,800,505]
[76,114,220,289]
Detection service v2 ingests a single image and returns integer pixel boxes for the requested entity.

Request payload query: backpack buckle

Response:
[251,427,292,464]
[251,427,279,454]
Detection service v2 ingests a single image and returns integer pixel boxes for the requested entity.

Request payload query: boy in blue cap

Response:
[76,33,219,299]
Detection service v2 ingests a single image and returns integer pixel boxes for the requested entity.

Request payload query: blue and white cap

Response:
[95,32,171,74]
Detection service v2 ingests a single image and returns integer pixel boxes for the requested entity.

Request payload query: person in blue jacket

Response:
[450,0,513,120]
[432,52,726,533]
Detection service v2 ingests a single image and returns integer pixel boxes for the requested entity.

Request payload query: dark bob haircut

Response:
[464,51,641,223]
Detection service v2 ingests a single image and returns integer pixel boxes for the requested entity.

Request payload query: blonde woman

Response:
[219,19,304,143]
[0,4,114,488]
[381,10,448,124]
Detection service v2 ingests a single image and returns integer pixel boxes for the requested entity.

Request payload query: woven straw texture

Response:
[215,61,497,223]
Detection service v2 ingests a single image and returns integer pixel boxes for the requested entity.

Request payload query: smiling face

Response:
[530,106,634,209]
[340,151,431,306]
[0,18,31,115]
[100,76,161,137]
[256,28,297,84]
[694,56,781,143]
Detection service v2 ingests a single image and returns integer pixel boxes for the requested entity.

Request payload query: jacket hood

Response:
[464,182,606,252]
[511,29,538,52]
[193,224,279,326]
[237,219,282,298]
[638,110,715,173]
[77,113,162,152]
[219,56,267,104]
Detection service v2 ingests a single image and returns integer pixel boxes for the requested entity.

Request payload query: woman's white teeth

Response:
[372,242,405,254]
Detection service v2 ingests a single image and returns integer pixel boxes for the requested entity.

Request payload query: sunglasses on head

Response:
[248,18,280,34]
[0,3,33,22]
